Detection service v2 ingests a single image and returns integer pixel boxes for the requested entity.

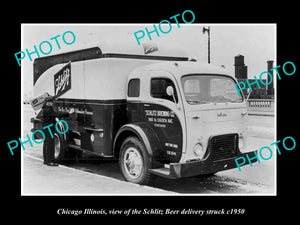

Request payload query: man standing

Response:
[41,96,74,166]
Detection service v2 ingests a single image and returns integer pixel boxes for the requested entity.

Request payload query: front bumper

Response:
[150,150,258,179]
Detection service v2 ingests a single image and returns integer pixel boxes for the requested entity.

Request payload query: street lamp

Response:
[202,26,210,64]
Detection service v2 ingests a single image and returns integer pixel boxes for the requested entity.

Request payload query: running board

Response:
[67,144,114,158]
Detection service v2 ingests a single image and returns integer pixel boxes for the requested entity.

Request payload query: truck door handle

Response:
[192,116,200,119]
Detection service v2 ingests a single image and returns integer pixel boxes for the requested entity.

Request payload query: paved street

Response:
[22,104,275,195]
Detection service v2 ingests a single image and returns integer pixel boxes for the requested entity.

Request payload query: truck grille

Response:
[210,134,238,161]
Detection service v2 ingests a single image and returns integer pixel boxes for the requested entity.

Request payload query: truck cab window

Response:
[151,78,178,102]
[181,75,243,104]
[128,79,140,97]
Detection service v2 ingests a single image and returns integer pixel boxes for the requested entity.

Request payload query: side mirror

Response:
[246,88,251,101]
[166,86,178,105]
[166,86,174,96]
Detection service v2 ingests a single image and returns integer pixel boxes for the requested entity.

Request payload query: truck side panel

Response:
[33,49,188,158]
[56,99,126,157]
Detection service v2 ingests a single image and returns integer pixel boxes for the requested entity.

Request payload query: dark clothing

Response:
[41,104,69,164]
[43,125,56,163]
[41,104,69,126]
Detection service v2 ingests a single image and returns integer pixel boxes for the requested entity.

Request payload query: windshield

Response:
[181,74,243,104]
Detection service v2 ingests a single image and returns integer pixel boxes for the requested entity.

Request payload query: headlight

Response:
[238,134,246,151]
[193,143,205,159]
[238,136,244,149]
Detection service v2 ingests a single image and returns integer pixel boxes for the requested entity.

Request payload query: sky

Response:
[21,24,276,99]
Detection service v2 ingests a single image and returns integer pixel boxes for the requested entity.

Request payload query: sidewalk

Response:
[248,125,274,139]
[22,154,174,195]
[247,113,275,139]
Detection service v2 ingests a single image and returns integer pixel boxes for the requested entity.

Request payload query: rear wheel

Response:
[54,131,83,162]
[54,118,71,161]
[54,133,66,161]
[119,136,152,185]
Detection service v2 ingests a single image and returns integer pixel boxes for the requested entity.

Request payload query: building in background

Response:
[234,54,274,99]
[234,54,247,80]
[267,60,274,96]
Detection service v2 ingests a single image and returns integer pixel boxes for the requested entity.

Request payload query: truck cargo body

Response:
[32,45,189,159]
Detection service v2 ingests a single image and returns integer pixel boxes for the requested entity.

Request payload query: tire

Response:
[54,118,67,161]
[54,133,66,161]
[119,136,152,185]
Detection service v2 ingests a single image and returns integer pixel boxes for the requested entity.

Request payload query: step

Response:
[150,167,171,178]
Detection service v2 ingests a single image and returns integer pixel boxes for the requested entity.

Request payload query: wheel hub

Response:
[124,147,143,179]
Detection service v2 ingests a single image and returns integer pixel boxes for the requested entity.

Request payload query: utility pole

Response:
[202,26,211,64]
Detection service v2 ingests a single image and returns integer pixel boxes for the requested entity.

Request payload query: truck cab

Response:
[114,61,257,184]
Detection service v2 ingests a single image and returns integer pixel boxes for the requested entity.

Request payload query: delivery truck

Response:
[31,42,257,185]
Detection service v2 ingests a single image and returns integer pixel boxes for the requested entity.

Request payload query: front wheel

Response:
[119,137,152,185]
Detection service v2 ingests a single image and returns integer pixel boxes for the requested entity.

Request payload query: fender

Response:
[113,122,163,167]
